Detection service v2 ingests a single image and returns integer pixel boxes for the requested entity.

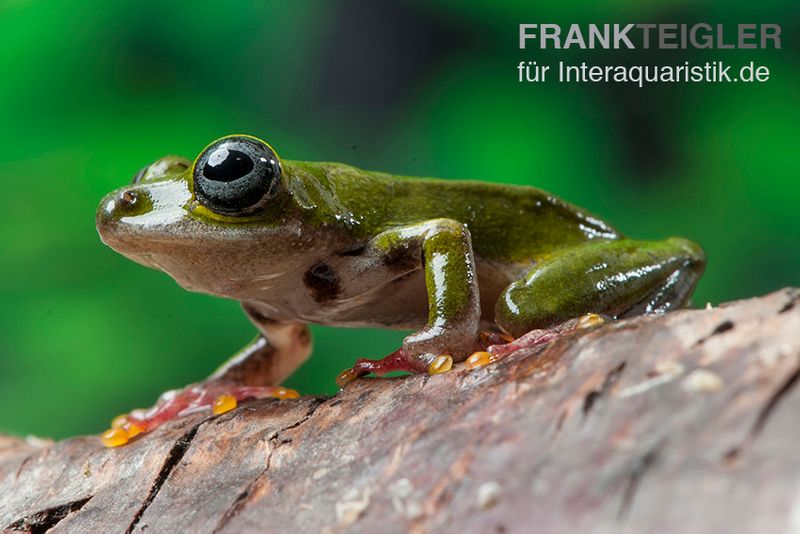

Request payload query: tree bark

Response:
[1,288,799,534]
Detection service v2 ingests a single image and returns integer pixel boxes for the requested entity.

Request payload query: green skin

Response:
[97,134,705,391]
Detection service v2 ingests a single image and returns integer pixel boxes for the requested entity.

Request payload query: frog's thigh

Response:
[208,304,312,387]
[494,238,705,337]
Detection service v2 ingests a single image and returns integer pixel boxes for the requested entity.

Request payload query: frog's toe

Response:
[465,350,495,369]
[336,348,444,387]
[574,312,607,330]
[99,383,300,447]
[483,313,608,361]
[456,331,513,371]
[485,326,563,359]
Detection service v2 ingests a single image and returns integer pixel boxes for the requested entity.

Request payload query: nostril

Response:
[119,189,138,207]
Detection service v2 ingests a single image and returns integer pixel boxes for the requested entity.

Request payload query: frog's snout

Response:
[113,188,141,212]
[97,187,149,227]
[96,186,156,249]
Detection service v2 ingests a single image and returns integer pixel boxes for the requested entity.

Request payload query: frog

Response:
[95,134,705,446]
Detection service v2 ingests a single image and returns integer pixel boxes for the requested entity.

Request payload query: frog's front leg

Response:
[337,219,481,384]
[101,306,311,447]
[208,304,312,387]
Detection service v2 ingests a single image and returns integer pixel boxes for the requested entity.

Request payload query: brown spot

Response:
[295,325,312,346]
[242,304,279,326]
[583,362,627,417]
[711,320,735,335]
[382,242,420,273]
[694,320,735,346]
[722,447,740,466]
[339,244,367,257]
[304,262,341,302]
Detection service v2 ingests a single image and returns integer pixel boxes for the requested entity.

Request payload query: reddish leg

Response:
[100,318,311,448]
[334,323,568,387]
[469,313,607,367]
[336,348,426,387]
[101,384,299,447]
[334,315,607,388]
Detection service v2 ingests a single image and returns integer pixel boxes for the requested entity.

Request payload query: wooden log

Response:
[1,288,799,533]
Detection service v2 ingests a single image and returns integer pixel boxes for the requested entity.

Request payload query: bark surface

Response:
[1,288,799,534]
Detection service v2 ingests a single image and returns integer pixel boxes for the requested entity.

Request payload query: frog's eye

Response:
[193,136,281,216]
[130,165,148,185]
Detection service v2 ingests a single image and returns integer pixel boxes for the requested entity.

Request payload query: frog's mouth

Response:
[95,221,168,271]
[96,218,215,293]
[123,251,162,271]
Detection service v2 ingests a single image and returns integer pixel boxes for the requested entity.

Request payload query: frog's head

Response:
[97,135,301,298]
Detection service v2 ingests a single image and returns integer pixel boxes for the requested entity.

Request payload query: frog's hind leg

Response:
[100,304,311,447]
[494,238,705,340]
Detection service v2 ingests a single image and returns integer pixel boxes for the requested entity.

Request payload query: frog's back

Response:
[397,177,619,261]
[307,162,621,263]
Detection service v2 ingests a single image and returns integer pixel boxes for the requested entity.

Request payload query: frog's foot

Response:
[465,313,608,370]
[100,383,299,447]
[336,348,457,387]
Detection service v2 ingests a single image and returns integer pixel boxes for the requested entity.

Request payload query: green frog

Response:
[95,134,704,446]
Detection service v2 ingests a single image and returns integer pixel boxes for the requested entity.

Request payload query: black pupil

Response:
[203,148,255,182]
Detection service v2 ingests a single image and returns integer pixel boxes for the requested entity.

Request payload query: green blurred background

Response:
[0,1,797,439]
